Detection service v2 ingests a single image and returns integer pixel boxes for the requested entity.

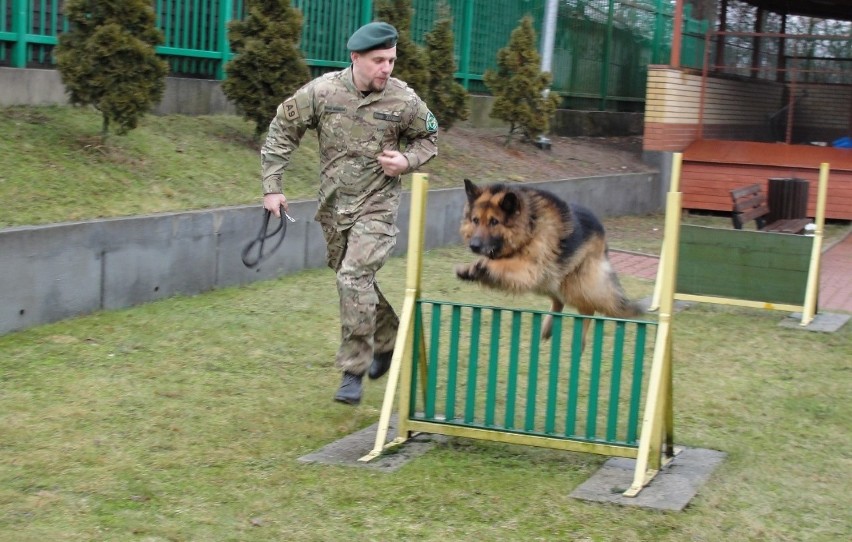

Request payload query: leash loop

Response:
[241,205,294,268]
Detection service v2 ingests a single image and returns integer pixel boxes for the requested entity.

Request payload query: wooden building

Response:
[644,0,852,220]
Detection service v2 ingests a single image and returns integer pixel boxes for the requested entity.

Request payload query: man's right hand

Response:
[263,193,289,217]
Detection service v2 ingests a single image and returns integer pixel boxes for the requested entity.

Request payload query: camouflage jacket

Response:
[261,66,438,229]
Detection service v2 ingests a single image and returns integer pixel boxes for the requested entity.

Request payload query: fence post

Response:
[598,0,615,110]
[216,0,233,80]
[457,0,474,90]
[12,0,28,67]
[360,0,373,26]
[652,0,665,64]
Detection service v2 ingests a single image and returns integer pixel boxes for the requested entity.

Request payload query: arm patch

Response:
[283,98,299,121]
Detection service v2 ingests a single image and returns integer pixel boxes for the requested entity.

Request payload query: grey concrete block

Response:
[779,312,850,332]
[298,415,445,472]
[101,212,218,308]
[0,67,68,106]
[0,222,101,333]
[570,447,727,511]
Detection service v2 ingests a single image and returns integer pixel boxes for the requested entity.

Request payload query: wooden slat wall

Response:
[645,66,785,151]
[680,162,852,218]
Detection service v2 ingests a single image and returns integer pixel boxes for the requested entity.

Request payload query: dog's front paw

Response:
[455,260,487,281]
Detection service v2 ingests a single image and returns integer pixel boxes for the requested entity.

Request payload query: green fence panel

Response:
[0,0,706,110]
[676,225,813,306]
[410,299,655,448]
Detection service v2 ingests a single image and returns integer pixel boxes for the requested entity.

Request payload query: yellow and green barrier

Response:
[361,173,679,498]
[650,156,830,325]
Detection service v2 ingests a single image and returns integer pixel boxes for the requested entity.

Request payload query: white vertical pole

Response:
[540,0,558,75]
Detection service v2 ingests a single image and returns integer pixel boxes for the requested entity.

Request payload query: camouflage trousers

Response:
[322,217,400,375]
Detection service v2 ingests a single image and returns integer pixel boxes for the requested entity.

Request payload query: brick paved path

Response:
[610,231,852,313]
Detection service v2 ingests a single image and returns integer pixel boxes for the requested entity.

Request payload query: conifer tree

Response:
[375,0,429,97]
[484,16,561,146]
[55,0,168,138]
[424,3,469,131]
[221,0,311,138]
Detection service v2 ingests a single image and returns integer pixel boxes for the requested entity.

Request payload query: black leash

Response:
[241,205,295,268]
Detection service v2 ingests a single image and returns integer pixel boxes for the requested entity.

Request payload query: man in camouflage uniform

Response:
[261,22,438,405]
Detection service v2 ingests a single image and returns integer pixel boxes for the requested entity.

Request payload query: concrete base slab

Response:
[569,447,726,511]
[779,312,849,332]
[298,416,445,472]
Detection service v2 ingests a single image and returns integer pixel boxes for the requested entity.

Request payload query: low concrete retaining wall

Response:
[0,67,236,115]
[0,173,660,335]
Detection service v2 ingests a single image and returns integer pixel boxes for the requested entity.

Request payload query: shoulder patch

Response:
[425,111,438,133]
[282,98,299,121]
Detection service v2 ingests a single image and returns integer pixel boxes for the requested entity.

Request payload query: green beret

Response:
[347,22,398,52]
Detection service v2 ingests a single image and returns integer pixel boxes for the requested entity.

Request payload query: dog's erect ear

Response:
[500,191,521,215]
[463,179,481,202]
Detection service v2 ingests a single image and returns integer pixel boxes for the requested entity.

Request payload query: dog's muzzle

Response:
[469,236,500,259]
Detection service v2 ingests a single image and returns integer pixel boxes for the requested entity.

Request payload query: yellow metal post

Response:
[624,189,682,497]
[360,174,429,462]
[649,153,683,311]
[801,163,829,326]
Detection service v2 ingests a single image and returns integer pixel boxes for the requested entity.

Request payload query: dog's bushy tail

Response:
[600,271,644,319]
[613,296,644,319]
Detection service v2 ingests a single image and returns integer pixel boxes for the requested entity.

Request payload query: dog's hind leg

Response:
[577,306,595,353]
[541,298,564,340]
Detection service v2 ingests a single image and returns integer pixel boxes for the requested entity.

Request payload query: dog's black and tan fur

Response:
[456,179,642,345]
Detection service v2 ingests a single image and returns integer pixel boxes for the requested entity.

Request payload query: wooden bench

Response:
[730,184,811,234]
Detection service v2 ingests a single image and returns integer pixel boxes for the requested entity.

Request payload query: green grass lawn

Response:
[1,245,850,541]
[2,104,850,540]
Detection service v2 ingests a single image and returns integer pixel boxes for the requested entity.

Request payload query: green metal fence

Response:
[410,299,655,448]
[0,0,708,110]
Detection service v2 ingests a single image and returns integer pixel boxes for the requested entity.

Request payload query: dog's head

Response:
[459,179,522,259]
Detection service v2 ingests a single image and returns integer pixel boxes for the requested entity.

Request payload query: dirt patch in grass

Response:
[423,127,653,185]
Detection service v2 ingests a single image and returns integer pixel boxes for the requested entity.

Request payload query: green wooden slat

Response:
[425,303,442,419]
[544,314,562,434]
[585,319,606,440]
[504,310,522,430]
[606,321,626,442]
[445,305,462,421]
[164,0,172,47]
[565,317,584,436]
[626,323,647,444]
[191,0,200,49]
[200,0,208,50]
[524,313,542,432]
[464,307,481,424]
[410,301,424,416]
[484,309,501,427]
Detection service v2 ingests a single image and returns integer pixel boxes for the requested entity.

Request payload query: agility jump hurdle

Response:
[360,174,681,498]
[649,156,830,326]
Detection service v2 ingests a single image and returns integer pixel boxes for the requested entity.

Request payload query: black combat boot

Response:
[368,350,393,380]
[333,371,363,405]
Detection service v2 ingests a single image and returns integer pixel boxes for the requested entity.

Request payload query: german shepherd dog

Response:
[456,179,642,347]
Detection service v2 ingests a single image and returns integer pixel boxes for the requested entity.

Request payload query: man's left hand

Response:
[377,149,409,177]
